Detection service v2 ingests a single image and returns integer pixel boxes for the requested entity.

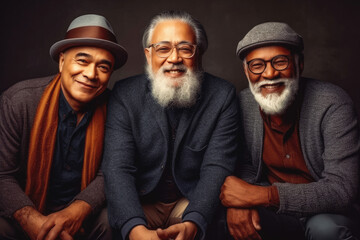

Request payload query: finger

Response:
[37,221,55,240]
[156,228,175,240]
[251,210,261,231]
[156,228,167,239]
[44,223,64,240]
[157,225,180,239]
[229,223,243,240]
[60,231,73,240]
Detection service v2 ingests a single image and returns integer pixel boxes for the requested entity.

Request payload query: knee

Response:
[96,208,112,234]
[305,214,353,240]
[87,208,113,240]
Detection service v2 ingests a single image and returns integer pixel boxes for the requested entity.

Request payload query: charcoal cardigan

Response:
[237,77,360,217]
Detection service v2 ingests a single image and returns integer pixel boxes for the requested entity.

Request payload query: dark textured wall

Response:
[1,0,359,116]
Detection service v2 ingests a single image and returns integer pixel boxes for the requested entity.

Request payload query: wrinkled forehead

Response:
[150,20,196,44]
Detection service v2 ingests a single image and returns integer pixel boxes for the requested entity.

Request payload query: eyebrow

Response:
[75,52,92,58]
[156,40,194,45]
[75,52,113,69]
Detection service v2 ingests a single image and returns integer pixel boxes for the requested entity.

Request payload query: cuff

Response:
[121,217,147,240]
[268,185,280,207]
[182,211,207,240]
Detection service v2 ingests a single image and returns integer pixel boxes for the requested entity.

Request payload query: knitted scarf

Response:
[25,74,107,213]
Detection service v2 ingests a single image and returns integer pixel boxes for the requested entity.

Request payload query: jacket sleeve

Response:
[73,171,105,213]
[182,86,239,233]
[101,88,147,237]
[275,91,360,217]
[0,94,35,217]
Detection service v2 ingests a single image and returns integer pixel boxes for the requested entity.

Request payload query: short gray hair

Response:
[142,10,208,55]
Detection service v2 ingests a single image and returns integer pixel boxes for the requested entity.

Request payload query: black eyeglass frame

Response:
[246,55,291,75]
[148,41,197,59]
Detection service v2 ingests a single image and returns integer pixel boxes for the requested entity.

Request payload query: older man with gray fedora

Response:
[0,14,127,240]
[220,22,360,239]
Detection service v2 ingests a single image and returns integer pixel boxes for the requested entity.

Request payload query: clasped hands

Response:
[14,200,91,240]
[129,221,197,240]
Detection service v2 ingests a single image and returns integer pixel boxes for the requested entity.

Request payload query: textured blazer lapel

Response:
[254,110,264,182]
[145,88,169,143]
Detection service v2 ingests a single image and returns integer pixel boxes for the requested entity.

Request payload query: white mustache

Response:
[162,65,187,72]
[255,79,288,88]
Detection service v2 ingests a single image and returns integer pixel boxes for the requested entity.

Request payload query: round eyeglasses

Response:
[148,42,197,59]
[247,55,290,75]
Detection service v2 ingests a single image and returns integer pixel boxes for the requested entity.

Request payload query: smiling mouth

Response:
[261,82,284,89]
[164,69,185,74]
[75,80,97,89]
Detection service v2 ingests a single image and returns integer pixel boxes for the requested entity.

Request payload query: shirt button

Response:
[285,154,290,159]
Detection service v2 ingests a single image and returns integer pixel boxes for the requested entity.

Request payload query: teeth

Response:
[264,85,278,89]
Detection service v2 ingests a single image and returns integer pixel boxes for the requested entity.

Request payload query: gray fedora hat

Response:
[236,22,303,60]
[50,14,127,69]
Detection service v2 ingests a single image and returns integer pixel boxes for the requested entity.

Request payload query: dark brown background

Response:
[1,0,359,116]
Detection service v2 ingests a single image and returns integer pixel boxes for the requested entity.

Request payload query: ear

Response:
[144,48,151,66]
[59,53,65,73]
[243,62,250,79]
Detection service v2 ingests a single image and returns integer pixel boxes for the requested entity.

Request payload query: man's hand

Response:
[36,200,92,240]
[227,208,262,240]
[129,225,161,240]
[13,206,48,240]
[220,176,269,208]
[156,221,197,240]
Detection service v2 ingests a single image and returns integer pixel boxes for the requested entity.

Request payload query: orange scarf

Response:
[25,74,107,213]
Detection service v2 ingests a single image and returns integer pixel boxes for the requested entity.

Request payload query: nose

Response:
[82,64,97,80]
[166,47,182,64]
[262,62,280,80]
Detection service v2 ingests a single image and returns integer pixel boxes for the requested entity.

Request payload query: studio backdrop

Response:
[1,0,359,116]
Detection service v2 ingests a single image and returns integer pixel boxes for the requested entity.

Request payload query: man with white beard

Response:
[220,22,360,240]
[102,11,239,240]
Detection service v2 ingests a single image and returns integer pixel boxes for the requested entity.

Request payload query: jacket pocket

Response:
[179,144,208,178]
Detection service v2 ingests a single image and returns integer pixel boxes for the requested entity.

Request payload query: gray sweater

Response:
[237,77,360,217]
[0,76,105,217]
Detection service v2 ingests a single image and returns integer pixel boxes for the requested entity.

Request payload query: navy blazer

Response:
[102,73,239,238]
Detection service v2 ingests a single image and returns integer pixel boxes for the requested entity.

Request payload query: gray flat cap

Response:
[236,22,303,60]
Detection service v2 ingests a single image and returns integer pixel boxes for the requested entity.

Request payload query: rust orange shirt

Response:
[261,107,314,185]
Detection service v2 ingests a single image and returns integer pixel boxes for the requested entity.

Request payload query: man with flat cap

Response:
[220,22,360,239]
[0,14,127,240]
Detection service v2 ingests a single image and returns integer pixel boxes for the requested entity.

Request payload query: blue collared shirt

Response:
[47,90,93,207]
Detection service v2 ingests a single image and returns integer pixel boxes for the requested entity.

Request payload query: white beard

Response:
[249,77,299,115]
[146,63,202,108]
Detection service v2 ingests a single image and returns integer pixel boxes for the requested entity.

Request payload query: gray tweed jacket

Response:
[237,77,360,217]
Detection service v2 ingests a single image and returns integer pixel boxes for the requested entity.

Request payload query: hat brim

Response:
[50,38,128,70]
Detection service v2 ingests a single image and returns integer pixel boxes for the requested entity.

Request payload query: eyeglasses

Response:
[247,55,290,75]
[148,41,197,58]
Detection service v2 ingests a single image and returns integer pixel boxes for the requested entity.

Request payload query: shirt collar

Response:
[58,90,94,125]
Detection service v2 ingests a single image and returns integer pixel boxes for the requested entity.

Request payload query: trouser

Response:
[0,207,112,240]
[142,197,189,229]
[142,198,228,240]
[255,207,360,240]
